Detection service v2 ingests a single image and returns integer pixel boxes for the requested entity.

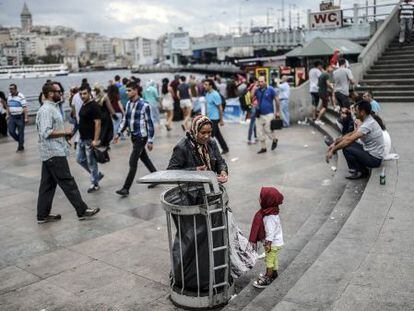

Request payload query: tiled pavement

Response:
[0,121,332,310]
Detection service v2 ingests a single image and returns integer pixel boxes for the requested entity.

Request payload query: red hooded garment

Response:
[248,187,284,244]
[330,49,340,67]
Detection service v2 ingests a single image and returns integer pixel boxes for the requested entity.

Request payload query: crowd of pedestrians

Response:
[308,55,390,180]
[0,57,392,291]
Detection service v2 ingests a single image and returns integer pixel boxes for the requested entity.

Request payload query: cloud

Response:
[2,0,321,39]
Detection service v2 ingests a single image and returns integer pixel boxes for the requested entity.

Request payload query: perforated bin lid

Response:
[138,170,220,193]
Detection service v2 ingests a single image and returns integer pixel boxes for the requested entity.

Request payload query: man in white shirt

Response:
[333,58,355,109]
[7,83,28,152]
[309,61,322,120]
[278,76,291,127]
[71,87,85,148]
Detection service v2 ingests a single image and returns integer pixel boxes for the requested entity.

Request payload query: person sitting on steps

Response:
[326,100,385,179]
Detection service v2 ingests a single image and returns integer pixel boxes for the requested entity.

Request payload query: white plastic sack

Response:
[227,210,257,278]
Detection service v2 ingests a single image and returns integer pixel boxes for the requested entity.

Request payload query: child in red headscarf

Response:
[249,187,284,288]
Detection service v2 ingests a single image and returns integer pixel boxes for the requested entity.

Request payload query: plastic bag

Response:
[227,210,258,278]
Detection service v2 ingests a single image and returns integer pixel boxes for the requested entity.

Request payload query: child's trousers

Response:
[265,246,282,270]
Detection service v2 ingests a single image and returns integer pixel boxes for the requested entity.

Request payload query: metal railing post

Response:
[354,3,360,25]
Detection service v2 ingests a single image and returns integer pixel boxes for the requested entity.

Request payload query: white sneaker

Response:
[87,184,100,193]
[334,106,340,112]
[315,120,325,126]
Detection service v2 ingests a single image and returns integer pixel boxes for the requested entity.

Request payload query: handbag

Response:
[270,118,283,131]
[93,147,110,164]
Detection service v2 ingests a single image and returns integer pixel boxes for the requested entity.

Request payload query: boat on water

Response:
[0,64,69,80]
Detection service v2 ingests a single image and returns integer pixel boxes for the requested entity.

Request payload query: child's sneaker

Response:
[253,275,273,289]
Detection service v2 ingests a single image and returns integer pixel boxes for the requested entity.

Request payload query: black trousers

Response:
[211,120,229,152]
[123,136,157,190]
[0,113,7,136]
[37,157,88,220]
[343,142,382,173]
[335,92,350,109]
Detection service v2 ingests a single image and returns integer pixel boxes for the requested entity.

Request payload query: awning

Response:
[285,37,364,58]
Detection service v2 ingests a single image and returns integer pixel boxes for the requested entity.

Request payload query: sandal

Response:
[253,275,273,289]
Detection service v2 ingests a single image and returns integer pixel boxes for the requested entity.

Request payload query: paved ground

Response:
[0,121,333,310]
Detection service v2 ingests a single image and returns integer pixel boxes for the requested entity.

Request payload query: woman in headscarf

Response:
[143,79,160,126]
[330,48,341,68]
[167,115,228,182]
[167,115,260,284]
[93,83,115,147]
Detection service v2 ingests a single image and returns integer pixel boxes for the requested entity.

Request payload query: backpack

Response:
[239,89,252,112]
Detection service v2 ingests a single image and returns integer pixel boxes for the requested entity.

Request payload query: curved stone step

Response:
[374,96,414,103]
[270,160,397,311]
[240,168,367,311]
[367,68,414,74]
[224,123,345,311]
[364,73,414,80]
[360,78,414,85]
[322,112,341,133]
[356,85,414,91]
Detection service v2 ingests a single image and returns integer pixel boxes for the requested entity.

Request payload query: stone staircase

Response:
[223,111,368,311]
[358,34,414,103]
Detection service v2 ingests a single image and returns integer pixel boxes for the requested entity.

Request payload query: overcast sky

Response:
[1,0,370,39]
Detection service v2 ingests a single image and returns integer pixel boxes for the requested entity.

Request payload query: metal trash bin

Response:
[139,170,234,309]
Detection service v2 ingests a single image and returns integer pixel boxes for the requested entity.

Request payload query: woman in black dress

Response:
[93,84,115,147]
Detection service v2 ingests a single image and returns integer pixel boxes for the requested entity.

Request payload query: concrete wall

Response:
[305,24,371,42]
[289,81,313,122]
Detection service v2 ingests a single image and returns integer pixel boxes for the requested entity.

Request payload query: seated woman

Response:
[167,115,228,183]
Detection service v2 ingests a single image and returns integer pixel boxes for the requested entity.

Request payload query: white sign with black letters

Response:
[309,10,343,29]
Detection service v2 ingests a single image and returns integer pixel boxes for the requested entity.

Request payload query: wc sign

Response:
[309,10,343,29]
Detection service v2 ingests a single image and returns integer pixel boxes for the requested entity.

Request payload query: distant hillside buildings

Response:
[0,3,166,70]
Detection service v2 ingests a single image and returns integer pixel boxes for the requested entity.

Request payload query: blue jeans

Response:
[113,112,123,136]
[76,139,100,186]
[8,115,25,149]
[281,99,290,127]
[248,107,257,141]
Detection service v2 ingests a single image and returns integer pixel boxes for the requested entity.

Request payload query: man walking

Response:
[399,0,414,46]
[309,61,322,120]
[255,76,281,154]
[7,84,28,152]
[204,79,229,154]
[36,82,100,223]
[333,58,355,109]
[315,64,334,125]
[114,82,157,197]
[278,76,290,127]
[76,84,104,193]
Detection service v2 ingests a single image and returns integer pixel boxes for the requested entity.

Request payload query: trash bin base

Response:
[170,284,234,310]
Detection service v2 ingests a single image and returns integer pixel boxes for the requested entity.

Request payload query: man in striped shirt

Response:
[114,81,157,197]
[7,84,28,152]
[399,0,414,45]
